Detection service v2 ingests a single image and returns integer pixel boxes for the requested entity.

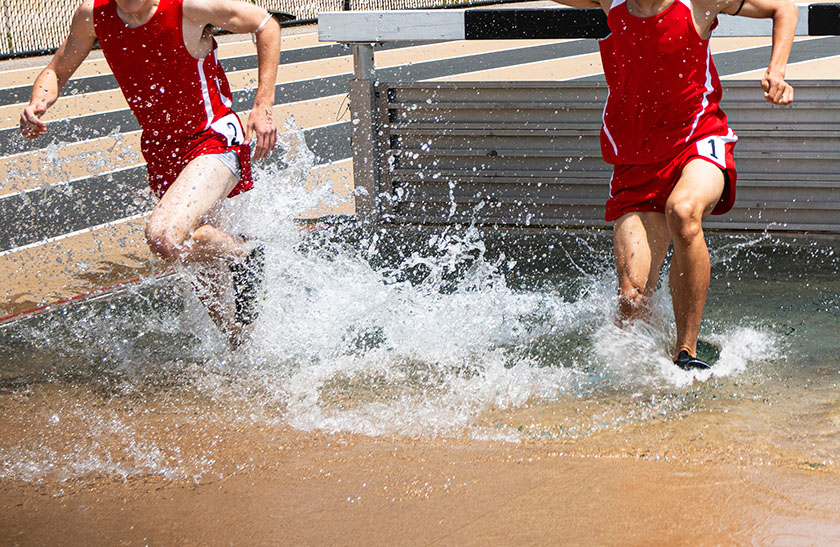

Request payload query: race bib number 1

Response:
[696,135,728,169]
[210,113,244,147]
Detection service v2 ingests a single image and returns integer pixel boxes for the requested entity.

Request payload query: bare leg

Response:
[665,159,726,360]
[613,211,671,324]
[145,155,245,264]
[190,263,231,335]
[144,155,250,342]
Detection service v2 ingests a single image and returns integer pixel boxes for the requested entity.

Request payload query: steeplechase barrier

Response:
[320,5,840,233]
[0,0,512,59]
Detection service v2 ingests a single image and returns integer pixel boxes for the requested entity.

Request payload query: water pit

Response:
[2,209,838,483]
[2,129,840,543]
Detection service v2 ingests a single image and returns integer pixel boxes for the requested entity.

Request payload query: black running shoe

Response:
[674,350,712,371]
[230,244,265,326]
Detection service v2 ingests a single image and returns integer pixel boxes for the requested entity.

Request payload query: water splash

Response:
[3,123,837,482]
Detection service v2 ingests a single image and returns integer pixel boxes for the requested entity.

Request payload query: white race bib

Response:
[210,113,244,147]
[695,135,728,169]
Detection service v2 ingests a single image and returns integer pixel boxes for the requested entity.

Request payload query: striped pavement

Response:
[1,15,838,319]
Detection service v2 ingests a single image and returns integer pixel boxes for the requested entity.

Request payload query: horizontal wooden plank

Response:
[373,80,840,232]
[387,126,840,138]
[387,148,840,160]
[391,172,840,187]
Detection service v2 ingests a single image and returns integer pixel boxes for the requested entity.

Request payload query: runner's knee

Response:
[666,199,703,241]
[145,220,182,263]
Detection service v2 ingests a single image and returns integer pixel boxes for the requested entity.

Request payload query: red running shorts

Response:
[605,130,738,222]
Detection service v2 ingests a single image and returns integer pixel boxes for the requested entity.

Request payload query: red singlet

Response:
[93,0,253,198]
[598,0,738,220]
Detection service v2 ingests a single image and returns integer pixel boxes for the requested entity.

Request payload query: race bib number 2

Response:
[696,135,729,169]
[210,113,244,147]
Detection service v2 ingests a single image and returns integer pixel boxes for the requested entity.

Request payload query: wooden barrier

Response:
[321,6,840,233]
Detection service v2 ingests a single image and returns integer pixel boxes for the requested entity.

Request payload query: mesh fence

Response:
[0,0,477,57]
[1,0,79,56]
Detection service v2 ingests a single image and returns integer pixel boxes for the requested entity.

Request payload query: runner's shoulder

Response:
[692,0,735,17]
[69,0,96,38]
[74,0,95,19]
[182,0,238,22]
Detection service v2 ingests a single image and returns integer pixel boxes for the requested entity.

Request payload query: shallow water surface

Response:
[2,124,840,481]
[1,218,838,482]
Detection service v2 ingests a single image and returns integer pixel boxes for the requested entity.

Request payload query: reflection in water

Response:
[1,127,839,483]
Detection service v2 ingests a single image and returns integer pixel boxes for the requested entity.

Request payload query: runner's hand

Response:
[246,104,277,161]
[761,70,794,105]
[20,103,48,139]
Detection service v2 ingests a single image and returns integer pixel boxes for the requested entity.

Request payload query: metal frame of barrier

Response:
[320,5,840,233]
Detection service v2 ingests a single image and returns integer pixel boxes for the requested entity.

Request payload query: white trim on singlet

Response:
[677,0,691,8]
[610,0,626,9]
[686,43,715,143]
[718,127,738,144]
[198,56,215,129]
[212,50,234,109]
[602,89,619,157]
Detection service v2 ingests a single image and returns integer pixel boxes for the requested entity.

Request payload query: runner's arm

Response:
[20,0,97,139]
[248,12,281,161]
[186,0,281,161]
[721,0,797,104]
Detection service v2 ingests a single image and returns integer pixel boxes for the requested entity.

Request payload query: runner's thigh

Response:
[151,155,239,237]
[667,158,726,220]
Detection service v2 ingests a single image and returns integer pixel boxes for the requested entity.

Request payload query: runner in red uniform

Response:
[553,0,797,368]
[20,0,282,345]
[92,0,254,200]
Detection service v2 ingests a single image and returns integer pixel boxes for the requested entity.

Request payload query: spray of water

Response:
[1,120,810,482]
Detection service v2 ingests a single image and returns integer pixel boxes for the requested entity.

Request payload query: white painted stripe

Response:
[0,33,320,79]
[686,44,715,143]
[280,40,564,83]
[0,109,350,198]
[0,91,349,173]
[0,212,149,258]
[0,104,136,160]
[426,46,593,80]
[722,48,840,77]
[294,118,349,132]
[321,157,352,167]
[198,57,214,129]
[562,71,603,81]
[4,164,146,197]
